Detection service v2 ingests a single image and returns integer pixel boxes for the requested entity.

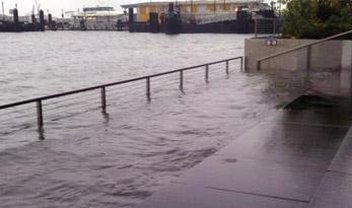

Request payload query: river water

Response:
[0,32,246,105]
[0,32,305,208]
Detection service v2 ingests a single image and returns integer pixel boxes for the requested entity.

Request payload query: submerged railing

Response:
[0,56,243,139]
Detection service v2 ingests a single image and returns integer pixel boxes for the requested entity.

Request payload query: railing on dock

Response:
[0,57,243,139]
[254,18,281,38]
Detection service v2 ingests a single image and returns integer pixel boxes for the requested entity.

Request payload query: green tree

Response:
[280,0,352,38]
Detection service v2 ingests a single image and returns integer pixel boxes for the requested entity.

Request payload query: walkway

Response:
[137,96,352,208]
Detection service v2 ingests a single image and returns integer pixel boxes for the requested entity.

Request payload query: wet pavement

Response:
[308,127,352,208]
[136,96,352,208]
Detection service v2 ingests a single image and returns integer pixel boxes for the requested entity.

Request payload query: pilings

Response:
[13,8,19,25]
[168,2,174,12]
[48,13,52,29]
[31,14,36,24]
[1,7,48,32]
[149,12,159,33]
[128,8,134,32]
[164,2,182,35]
[39,10,45,31]
[13,8,19,31]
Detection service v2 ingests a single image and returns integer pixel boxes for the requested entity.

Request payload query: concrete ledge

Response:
[244,39,352,73]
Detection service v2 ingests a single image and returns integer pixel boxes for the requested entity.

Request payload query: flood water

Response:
[0,32,246,105]
[0,32,305,208]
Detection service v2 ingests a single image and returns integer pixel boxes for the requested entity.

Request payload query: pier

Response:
[0,7,53,32]
[0,0,279,34]
[122,1,277,34]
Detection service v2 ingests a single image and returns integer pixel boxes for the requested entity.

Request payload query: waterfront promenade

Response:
[137,95,352,208]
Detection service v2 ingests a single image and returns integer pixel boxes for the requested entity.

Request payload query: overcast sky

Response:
[1,0,271,17]
[1,0,143,16]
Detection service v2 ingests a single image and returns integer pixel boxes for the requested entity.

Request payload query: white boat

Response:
[59,6,128,30]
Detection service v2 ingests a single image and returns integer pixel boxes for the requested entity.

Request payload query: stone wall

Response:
[244,38,350,72]
[245,38,352,96]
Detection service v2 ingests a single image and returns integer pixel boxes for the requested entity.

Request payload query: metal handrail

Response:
[0,56,243,136]
[256,29,352,71]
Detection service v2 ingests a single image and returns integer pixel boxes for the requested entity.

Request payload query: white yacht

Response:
[62,6,127,30]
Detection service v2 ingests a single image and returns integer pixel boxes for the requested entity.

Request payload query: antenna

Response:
[34,0,40,13]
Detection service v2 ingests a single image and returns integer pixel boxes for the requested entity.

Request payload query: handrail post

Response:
[179,70,184,91]
[36,100,43,132]
[205,64,209,83]
[240,57,244,72]
[254,18,258,38]
[257,60,261,71]
[226,60,229,75]
[273,18,276,37]
[307,45,312,72]
[146,77,151,101]
[101,86,107,114]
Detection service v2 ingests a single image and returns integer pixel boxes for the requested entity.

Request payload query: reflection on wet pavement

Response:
[138,92,352,208]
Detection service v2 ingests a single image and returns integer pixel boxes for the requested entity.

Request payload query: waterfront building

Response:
[121,0,271,25]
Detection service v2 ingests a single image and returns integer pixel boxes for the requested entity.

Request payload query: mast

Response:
[1,1,4,20]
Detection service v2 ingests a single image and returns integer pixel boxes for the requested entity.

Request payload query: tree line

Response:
[279,0,352,38]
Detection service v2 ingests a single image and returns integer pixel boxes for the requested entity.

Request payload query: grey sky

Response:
[1,0,272,17]
[1,0,174,16]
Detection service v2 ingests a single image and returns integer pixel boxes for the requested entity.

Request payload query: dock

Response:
[137,96,352,208]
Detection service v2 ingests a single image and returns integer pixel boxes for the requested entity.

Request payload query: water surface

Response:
[0,32,304,208]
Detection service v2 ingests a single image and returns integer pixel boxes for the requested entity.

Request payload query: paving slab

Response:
[328,128,352,175]
[307,127,352,208]
[216,123,347,167]
[173,154,324,202]
[308,172,352,208]
[139,183,308,208]
[136,96,352,208]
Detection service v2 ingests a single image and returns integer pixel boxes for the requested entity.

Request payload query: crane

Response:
[34,0,41,13]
